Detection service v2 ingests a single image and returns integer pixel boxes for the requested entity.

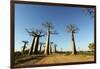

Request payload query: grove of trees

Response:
[16,22,94,57]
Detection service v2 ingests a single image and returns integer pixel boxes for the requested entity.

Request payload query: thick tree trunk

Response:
[44,31,50,55]
[72,32,76,55]
[33,36,39,54]
[29,36,36,55]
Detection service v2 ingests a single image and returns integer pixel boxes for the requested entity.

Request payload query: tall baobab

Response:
[33,29,45,54]
[26,29,45,55]
[65,24,79,55]
[22,41,28,53]
[26,29,37,55]
[39,42,45,53]
[49,42,53,54]
[54,44,57,53]
[42,22,58,55]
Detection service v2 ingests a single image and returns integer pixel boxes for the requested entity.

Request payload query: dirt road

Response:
[35,54,94,64]
[15,54,94,67]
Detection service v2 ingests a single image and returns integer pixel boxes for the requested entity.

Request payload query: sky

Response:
[15,3,95,52]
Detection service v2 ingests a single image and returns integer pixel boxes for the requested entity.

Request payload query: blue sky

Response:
[15,4,94,52]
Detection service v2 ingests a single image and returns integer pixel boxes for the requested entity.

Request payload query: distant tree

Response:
[65,24,79,55]
[49,42,53,54]
[39,42,45,53]
[54,44,57,53]
[88,42,95,51]
[22,41,28,54]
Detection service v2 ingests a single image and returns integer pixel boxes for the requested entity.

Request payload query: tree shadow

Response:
[15,55,45,66]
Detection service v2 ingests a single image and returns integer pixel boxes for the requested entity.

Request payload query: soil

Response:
[14,53,94,68]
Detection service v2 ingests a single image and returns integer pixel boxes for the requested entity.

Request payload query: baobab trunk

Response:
[72,32,76,55]
[44,31,50,55]
[33,36,40,54]
[29,36,36,55]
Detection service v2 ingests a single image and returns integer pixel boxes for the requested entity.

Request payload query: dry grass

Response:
[14,53,94,67]
[34,54,94,65]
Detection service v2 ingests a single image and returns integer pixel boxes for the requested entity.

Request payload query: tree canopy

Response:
[88,42,95,51]
[65,24,79,33]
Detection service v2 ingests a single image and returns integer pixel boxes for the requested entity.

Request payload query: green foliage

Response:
[15,50,29,59]
[77,51,94,56]
[15,51,21,57]
[88,43,95,51]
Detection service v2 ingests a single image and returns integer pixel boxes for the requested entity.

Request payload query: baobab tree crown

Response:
[22,41,28,44]
[42,22,54,31]
[65,24,79,33]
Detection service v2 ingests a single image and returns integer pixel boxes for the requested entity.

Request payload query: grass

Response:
[14,51,94,67]
[76,51,94,55]
[15,55,45,65]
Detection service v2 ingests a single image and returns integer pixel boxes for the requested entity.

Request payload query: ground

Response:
[14,53,94,68]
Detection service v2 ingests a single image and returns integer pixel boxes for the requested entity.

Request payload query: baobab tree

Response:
[49,42,53,54]
[65,24,79,55]
[32,29,45,54]
[54,44,57,53]
[42,22,58,55]
[22,41,28,54]
[39,42,45,53]
[26,29,37,55]
[26,29,45,55]
[88,42,95,52]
